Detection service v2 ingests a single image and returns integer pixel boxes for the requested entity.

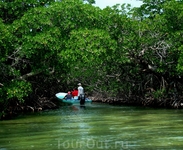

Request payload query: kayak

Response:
[55,92,92,104]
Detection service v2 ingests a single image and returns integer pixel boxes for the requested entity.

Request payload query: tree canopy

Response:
[0,0,183,118]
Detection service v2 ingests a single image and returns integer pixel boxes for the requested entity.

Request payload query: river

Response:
[0,103,183,150]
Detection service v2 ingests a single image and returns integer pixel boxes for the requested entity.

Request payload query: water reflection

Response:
[0,103,183,149]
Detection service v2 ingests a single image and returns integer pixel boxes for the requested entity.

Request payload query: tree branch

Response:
[18,67,55,80]
[19,71,42,80]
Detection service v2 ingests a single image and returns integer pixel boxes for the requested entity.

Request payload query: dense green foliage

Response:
[0,0,183,117]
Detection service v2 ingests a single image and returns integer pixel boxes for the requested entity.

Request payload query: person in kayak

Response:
[65,91,72,99]
[71,88,78,98]
[78,83,85,105]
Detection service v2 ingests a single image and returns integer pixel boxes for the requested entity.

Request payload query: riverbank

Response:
[0,96,59,120]
[88,94,183,109]
[1,93,183,120]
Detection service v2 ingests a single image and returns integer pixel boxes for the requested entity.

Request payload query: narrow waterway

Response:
[0,103,183,150]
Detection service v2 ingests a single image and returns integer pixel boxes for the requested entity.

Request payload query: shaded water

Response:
[0,103,183,150]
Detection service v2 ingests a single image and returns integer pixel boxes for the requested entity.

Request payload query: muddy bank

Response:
[89,94,183,109]
[0,96,59,120]
[2,93,183,120]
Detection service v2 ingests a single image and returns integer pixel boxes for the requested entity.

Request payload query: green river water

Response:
[0,102,183,150]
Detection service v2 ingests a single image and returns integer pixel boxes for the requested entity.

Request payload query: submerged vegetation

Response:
[0,0,183,119]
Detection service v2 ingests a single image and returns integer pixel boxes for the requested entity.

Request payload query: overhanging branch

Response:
[19,71,42,80]
[18,67,55,80]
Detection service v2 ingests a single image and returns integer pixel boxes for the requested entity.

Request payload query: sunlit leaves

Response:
[63,29,116,60]
[60,28,117,85]
[2,80,32,102]
[0,0,56,24]
[0,19,9,61]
